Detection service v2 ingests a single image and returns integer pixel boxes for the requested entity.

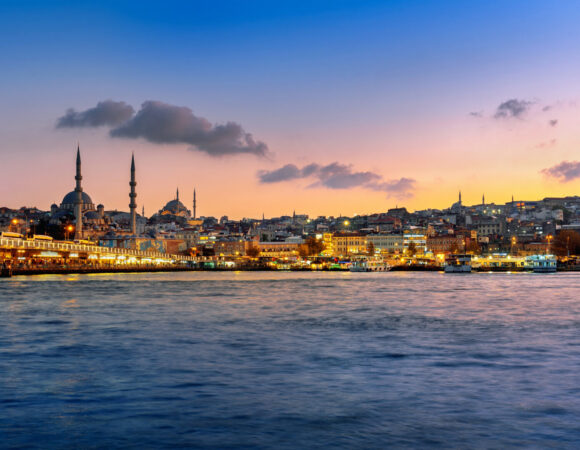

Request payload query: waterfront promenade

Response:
[0,236,196,276]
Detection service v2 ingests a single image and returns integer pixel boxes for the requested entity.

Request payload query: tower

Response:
[482,194,485,205]
[458,190,462,205]
[129,153,137,235]
[74,145,83,240]
[193,188,197,219]
[176,187,179,201]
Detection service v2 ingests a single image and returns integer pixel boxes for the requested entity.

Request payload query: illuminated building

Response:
[331,232,367,256]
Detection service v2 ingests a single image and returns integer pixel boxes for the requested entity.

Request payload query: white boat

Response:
[349,259,391,272]
[444,254,472,273]
[525,255,557,273]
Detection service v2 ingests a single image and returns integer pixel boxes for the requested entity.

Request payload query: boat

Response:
[525,255,557,273]
[444,254,472,273]
[349,259,391,272]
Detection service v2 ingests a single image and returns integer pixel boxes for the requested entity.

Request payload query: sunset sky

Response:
[1,0,579,218]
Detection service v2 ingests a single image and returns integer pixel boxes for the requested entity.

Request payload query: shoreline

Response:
[3,265,578,277]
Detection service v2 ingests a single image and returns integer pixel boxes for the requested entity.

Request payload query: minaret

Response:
[176,187,179,201]
[458,190,462,205]
[74,145,83,240]
[482,194,485,205]
[193,188,197,219]
[142,206,145,217]
[129,153,137,235]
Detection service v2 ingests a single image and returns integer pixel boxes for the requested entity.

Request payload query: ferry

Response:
[444,254,472,273]
[349,259,391,272]
[525,255,557,273]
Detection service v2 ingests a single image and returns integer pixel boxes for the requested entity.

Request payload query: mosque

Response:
[157,188,194,218]
[49,146,139,239]
[50,146,198,239]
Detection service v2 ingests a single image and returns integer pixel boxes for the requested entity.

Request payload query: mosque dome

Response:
[60,191,95,212]
[159,192,191,217]
[163,199,186,210]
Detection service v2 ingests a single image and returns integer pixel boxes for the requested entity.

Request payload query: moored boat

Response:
[349,259,391,272]
[525,255,557,273]
[444,254,472,273]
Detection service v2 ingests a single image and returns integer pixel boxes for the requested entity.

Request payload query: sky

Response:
[0,0,579,219]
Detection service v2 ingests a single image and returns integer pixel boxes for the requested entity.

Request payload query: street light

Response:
[65,225,74,241]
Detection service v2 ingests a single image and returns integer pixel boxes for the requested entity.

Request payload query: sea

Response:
[1,271,579,449]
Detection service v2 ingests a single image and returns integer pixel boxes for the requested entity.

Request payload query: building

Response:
[367,234,404,254]
[258,241,301,258]
[158,189,191,218]
[332,232,368,256]
[427,235,465,254]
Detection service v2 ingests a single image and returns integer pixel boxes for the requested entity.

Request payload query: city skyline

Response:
[1,1,580,217]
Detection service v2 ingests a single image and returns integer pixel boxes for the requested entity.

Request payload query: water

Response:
[1,271,579,448]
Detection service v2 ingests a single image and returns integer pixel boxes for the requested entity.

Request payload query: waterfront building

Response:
[258,241,301,258]
[332,232,368,257]
[367,233,404,254]
[427,235,465,254]
[403,229,427,254]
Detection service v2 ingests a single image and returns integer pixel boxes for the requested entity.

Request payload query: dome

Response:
[60,191,96,212]
[61,191,94,206]
[160,199,190,217]
[163,199,185,210]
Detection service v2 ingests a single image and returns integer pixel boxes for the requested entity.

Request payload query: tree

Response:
[407,242,417,257]
[246,245,260,258]
[552,230,580,257]
[367,241,375,256]
[304,236,325,256]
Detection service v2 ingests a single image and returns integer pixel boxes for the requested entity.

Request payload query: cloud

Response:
[548,119,558,127]
[493,98,533,119]
[541,161,580,182]
[258,164,302,182]
[258,162,416,198]
[57,100,269,157]
[469,111,483,118]
[56,100,135,128]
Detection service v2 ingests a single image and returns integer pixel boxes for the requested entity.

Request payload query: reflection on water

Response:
[1,272,579,448]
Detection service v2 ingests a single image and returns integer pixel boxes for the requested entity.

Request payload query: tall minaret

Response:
[129,153,137,235]
[458,190,462,205]
[193,188,197,219]
[176,187,179,201]
[74,145,83,240]
[482,194,485,205]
